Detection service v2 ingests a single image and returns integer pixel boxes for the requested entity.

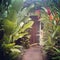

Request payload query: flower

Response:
[46,7,51,15]
[49,14,54,20]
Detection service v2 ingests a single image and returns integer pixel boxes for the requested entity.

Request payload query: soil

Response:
[17,44,47,60]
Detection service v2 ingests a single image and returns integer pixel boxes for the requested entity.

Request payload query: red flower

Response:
[46,7,51,15]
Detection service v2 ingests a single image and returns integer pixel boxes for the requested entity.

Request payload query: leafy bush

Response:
[0,0,34,60]
[40,6,60,60]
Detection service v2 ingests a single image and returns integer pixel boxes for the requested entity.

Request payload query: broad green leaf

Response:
[52,26,59,38]
[3,19,17,35]
[4,43,15,49]
[7,9,17,22]
[19,21,34,33]
[13,32,28,40]
[14,45,23,49]
[53,47,60,53]
[10,48,21,53]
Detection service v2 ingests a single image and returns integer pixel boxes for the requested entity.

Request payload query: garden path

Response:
[22,44,46,60]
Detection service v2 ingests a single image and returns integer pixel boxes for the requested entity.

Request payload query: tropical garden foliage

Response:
[0,0,34,60]
[28,0,60,60]
[0,0,60,60]
[40,0,60,60]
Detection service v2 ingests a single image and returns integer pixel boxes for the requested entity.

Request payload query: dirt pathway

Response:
[22,45,46,60]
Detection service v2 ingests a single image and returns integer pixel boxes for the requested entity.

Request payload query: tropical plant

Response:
[0,0,34,60]
[40,4,60,60]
